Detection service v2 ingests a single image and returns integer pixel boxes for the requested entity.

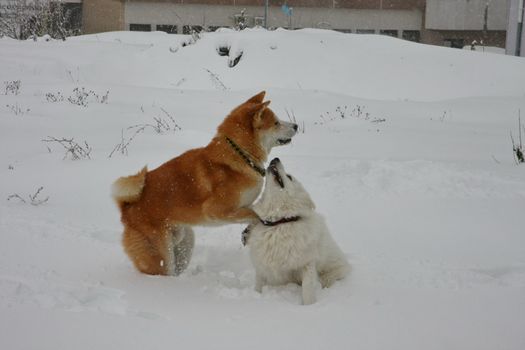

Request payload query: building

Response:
[75,0,507,49]
[506,0,525,56]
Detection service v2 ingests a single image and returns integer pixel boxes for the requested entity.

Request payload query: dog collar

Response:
[260,216,301,226]
[225,137,266,177]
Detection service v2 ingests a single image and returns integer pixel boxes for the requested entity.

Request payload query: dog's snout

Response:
[293,124,298,132]
[270,158,281,166]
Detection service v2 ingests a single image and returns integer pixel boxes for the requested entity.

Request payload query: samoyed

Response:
[244,158,350,305]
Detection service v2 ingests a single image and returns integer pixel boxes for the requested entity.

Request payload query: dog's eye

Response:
[286,174,293,181]
[274,121,280,126]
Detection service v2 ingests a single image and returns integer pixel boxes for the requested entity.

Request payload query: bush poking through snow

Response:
[180,30,201,48]
[4,80,21,95]
[315,105,386,125]
[108,127,145,158]
[510,111,524,164]
[0,0,80,40]
[7,186,49,206]
[6,103,30,116]
[217,45,230,56]
[109,108,182,158]
[204,69,228,90]
[45,91,65,103]
[45,88,109,107]
[42,136,92,160]
[215,45,243,67]
[67,87,109,107]
[131,107,182,134]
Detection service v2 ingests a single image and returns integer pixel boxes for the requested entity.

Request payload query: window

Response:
[207,26,222,32]
[356,29,375,34]
[129,24,151,32]
[444,38,464,49]
[335,29,353,33]
[254,17,264,27]
[380,30,398,37]
[182,25,203,35]
[63,3,82,32]
[156,25,177,34]
[402,30,420,43]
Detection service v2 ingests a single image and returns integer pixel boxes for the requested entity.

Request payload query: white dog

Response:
[244,158,350,305]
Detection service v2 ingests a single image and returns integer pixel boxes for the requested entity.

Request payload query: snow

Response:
[1,29,525,349]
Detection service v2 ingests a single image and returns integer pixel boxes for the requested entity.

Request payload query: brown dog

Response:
[112,92,298,275]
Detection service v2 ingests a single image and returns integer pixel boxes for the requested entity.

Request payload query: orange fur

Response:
[113,91,286,275]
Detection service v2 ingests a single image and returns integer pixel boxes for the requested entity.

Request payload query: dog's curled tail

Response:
[111,166,147,208]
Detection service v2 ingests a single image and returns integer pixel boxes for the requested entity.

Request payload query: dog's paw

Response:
[302,297,316,305]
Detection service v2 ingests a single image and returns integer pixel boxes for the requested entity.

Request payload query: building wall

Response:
[124,2,422,32]
[126,0,424,10]
[425,0,507,31]
[83,0,125,34]
[81,0,510,49]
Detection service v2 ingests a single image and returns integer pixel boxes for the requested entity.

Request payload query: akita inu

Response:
[112,92,297,276]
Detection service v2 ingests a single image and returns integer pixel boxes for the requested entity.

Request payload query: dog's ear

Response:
[251,101,271,126]
[246,91,266,104]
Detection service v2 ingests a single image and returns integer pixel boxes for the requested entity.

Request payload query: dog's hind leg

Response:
[122,227,171,275]
[301,261,320,305]
[172,226,195,275]
[319,261,350,288]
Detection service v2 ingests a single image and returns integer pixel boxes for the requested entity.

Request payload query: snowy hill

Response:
[1,29,524,350]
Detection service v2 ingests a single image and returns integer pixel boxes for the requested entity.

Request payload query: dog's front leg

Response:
[225,207,259,223]
[204,198,259,224]
[255,271,266,293]
[301,261,319,305]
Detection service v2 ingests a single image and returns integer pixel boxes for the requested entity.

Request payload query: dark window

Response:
[156,25,177,34]
[444,38,464,49]
[335,29,353,33]
[183,25,203,34]
[356,29,375,34]
[380,30,398,37]
[402,30,420,42]
[129,24,151,32]
[63,3,82,32]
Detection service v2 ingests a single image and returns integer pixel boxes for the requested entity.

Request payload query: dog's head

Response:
[218,91,298,154]
[254,158,315,219]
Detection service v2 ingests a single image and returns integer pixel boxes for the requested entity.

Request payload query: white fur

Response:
[111,166,147,203]
[247,160,350,305]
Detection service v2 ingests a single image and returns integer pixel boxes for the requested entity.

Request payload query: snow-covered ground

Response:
[1,29,524,349]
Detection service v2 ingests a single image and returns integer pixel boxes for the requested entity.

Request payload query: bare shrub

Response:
[204,68,228,90]
[0,0,81,40]
[42,136,92,160]
[67,87,109,107]
[108,126,147,158]
[130,108,182,134]
[8,186,49,206]
[6,102,30,116]
[315,105,385,125]
[510,111,524,164]
[109,107,182,158]
[45,91,64,102]
[4,80,21,95]
[45,87,109,106]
